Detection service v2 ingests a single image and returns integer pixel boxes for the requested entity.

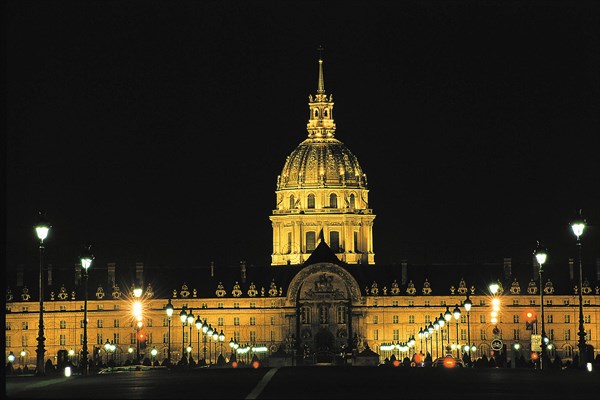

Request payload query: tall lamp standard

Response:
[417,328,424,356]
[444,307,452,353]
[80,246,94,375]
[427,323,434,359]
[133,284,143,363]
[165,299,174,364]
[437,314,446,356]
[195,316,202,363]
[433,318,440,359]
[463,295,472,363]
[453,305,461,359]
[179,308,188,363]
[423,326,430,361]
[34,211,50,376]
[201,319,209,363]
[218,330,225,360]
[534,242,548,370]
[186,310,195,364]
[570,209,587,368]
[206,324,214,364]
[212,329,219,364]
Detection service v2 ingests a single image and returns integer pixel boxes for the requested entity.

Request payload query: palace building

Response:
[5,57,599,369]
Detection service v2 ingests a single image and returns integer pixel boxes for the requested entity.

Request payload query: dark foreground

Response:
[6,366,600,399]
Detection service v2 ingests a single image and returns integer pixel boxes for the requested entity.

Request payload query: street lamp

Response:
[423,326,430,361]
[202,319,209,363]
[187,309,195,364]
[534,241,548,370]
[206,324,214,364]
[80,245,94,375]
[165,299,174,364]
[453,305,461,358]
[128,346,134,361]
[21,350,27,369]
[570,209,587,368]
[433,318,440,359]
[179,308,187,363]
[103,339,111,366]
[219,330,225,359]
[150,347,158,365]
[195,316,202,363]
[444,307,452,353]
[212,329,219,363]
[35,211,50,376]
[463,295,472,363]
[417,328,424,356]
[8,352,15,365]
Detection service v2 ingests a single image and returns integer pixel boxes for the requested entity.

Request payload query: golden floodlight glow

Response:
[491,317,498,324]
[133,301,142,318]
[491,311,498,318]
[137,321,143,328]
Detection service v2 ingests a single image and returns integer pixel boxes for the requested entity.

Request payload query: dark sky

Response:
[6,0,600,272]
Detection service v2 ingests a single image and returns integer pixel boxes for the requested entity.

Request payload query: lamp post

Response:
[417,328,424,356]
[219,330,225,360]
[80,245,94,375]
[128,346,134,362]
[150,347,158,365]
[187,309,195,364]
[423,327,430,361]
[433,318,440,359]
[212,329,219,363]
[202,319,209,363]
[463,295,472,363]
[8,352,16,369]
[437,314,445,356]
[570,209,587,369]
[103,340,111,366]
[534,241,548,370]
[179,308,187,363]
[427,323,434,360]
[34,211,50,376]
[206,324,214,364]
[444,307,452,354]
[133,285,143,363]
[165,299,174,364]
[195,316,202,364]
[453,305,461,359]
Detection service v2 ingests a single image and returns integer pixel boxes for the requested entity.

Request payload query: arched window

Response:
[314,109,319,118]
[329,193,338,208]
[349,194,355,209]
[307,194,315,209]
[289,195,295,209]
[306,231,316,252]
[324,109,328,117]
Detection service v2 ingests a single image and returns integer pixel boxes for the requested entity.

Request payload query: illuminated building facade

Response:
[5,58,599,368]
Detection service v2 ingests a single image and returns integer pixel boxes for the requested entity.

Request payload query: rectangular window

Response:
[97,319,103,328]
[130,333,136,345]
[353,232,358,253]
[565,329,571,341]
[440,300,446,306]
[373,316,378,324]
[22,336,27,347]
[424,315,430,323]
[546,299,552,305]
[424,300,430,307]
[408,315,415,324]
[60,334,66,346]
[392,315,399,324]
[584,315,591,323]
[114,319,120,328]
[460,315,466,324]
[234,302,240,309]
[80,334,84,345]
[270,316,276,326]
[22,306,29,312]
[202,303,208,309]
[306,231,316,252]
[563,299,570,305]
[460,329,466,341]
[480,329,487,340]
[218,317,224,326]
[163,318,168,327]
[114,304,120,310]
[97,334,102,345]
[548,329,554,340]
[218,302,224,309]
[513,315,519,323]
[319,306,328,324]
[80,320,85,328]
[529,299,536,306]
[234,331,240,342]
[548,315,553,323]
[373,329,379,340]
[513,329,519,340]
[480,315,486,324]
[301,307,311,324]
[59,305,66,311]
[408,300,414,307]
[250,331,256,343]
[271,300,276,308]
[183,332,188,344]
[97,304,104,310]
[147,319,152,327]
[479,300,486,306]
[586,330,592,341]
[250,317,256,326]
[393,329,399,341]
[270,331,276,342]
[513,299,519,305]
[114,333,119,344]
[584,299,591,305]
[286,232,293,254]
[60,320,67,329]
[6,336,10,347]
[147,333,152,344]
[250,302,256,309]
[392,300,399,307]
[163,333,168,343]
[182,303,188,309]
[565,315,571,323]
[6,322,11,331]
[234,317,240,326]
[329,231,340,253]
[22,321,28,330]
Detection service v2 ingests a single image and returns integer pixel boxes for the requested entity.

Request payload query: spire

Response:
[307,46,336,138]
[317,45,325,94]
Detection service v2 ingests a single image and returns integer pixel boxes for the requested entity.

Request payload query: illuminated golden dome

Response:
[278,137,366,189]
[277,58,367,190]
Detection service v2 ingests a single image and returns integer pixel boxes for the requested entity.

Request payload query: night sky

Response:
[6,0,600,273]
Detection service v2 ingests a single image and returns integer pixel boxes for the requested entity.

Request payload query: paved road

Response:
[6,366,600,399]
